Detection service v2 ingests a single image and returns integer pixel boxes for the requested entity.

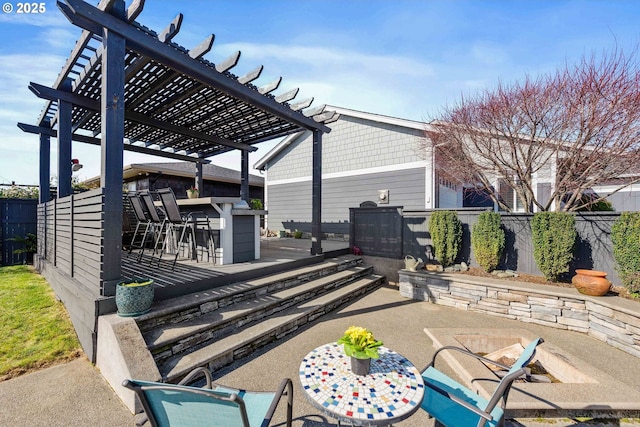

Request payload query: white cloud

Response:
[219,42,435,79]
[40,27,78,49]
[0,8,68,28]
[470,42,510,66]
[206,41,439,122]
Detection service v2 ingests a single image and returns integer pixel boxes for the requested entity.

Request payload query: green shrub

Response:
[293,230,303,239]
[250,199,263,210]
[0,186,38,199]
[611,212,640,293]
[531,212,576,282]
[576,196,615,211]
[471,212,505,272]
[428,211,462,267]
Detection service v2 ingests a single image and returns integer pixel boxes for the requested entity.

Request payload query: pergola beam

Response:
[57,0,331,134]
[18,122,211,163]
[29,82,256,153]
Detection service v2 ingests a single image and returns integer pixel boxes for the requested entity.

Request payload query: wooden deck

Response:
[119,238,350,301]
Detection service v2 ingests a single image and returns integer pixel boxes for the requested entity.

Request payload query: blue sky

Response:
[1,0,639,185]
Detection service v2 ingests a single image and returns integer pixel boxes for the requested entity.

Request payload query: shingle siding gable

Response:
[267,116,425,181]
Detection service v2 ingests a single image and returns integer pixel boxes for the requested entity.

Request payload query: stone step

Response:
[159,274,385,382]
[135,255,363,332]
[145,266,373,364]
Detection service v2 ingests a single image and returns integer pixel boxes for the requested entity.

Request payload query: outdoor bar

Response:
[175,196,267,265]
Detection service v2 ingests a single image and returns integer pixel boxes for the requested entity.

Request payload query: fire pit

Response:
[423,328,640,419]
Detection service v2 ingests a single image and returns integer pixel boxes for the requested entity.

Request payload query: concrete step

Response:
[159,273,385,382]
[145,266,373,365]
[135,255,363,333]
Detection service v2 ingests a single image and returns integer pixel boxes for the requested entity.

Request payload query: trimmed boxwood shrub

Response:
[428,211,462,267]
[471,212,505,272]
[531,212,576,282]
[611,212,640,294]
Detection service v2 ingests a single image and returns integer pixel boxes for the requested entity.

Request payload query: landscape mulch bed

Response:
[458,267,637,301]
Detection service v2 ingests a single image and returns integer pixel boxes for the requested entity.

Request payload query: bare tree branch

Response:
[419,45,640,212]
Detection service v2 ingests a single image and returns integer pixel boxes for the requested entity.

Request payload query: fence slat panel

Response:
[350,207,403,258]
[0,199,38,265]
[351,207,623,285]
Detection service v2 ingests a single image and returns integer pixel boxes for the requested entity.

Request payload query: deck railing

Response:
[37,188,104,293]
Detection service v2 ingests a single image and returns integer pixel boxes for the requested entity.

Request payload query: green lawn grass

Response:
[0,265,81,380]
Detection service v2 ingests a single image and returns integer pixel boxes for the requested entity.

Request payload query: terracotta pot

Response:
[571,269,611,296]
[350,356,371,376]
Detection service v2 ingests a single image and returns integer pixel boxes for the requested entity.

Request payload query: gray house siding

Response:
[606,190,640,212]
[262,111,430,236]
[267,116,425,182]
[268,167,426,235]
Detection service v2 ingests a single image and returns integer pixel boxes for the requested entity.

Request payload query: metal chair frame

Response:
[126,193,151,254]
[123,367,293,427]
[137,190,166,262]
[420,337,543,427]
[156,188,215,269]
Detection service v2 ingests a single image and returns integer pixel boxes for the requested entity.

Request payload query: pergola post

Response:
[100,0,126,296]
[311,129,322,255]
[39,120,51,204]
[195,161,204,193]
[57,79,73,198]
[240,149,249,202]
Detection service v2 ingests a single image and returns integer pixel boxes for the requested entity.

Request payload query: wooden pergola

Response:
[19,0,336,295]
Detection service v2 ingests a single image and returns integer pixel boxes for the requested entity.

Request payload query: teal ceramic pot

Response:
[115,279,154,317]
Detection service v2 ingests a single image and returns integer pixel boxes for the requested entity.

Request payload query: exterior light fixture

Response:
[72,158,83,172]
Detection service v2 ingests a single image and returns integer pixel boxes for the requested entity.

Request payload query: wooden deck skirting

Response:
[399,270,640,360]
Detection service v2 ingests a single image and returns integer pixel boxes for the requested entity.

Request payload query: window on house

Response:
[498,178,526,212]
[438,176,457,191]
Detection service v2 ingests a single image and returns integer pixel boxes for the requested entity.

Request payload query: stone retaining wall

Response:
[399,270,640,359]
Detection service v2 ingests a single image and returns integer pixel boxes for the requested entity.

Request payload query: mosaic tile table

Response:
[299,343,425,426]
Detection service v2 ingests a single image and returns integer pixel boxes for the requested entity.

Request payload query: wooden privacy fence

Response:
[349,207,623,285]
[37,188,104,293]
[0,198,37,266]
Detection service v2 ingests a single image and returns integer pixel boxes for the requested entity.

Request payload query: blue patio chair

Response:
[123,367,293,427]
[420,337,543,427]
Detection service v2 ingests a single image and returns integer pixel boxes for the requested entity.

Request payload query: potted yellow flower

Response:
[337,326,383,375]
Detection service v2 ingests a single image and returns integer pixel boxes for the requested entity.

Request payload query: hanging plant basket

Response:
[115,278,155,317]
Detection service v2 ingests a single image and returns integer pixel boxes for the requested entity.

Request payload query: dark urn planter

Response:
[350,357,371,376]
[572,269,611,296]
[115,279,155,317]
